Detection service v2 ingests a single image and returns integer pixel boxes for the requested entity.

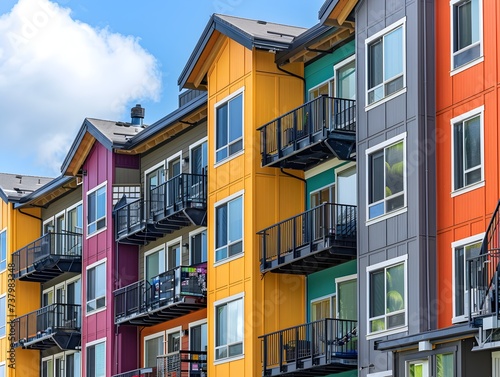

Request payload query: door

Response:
[336,167,356,237]
[55,212,65,254]
[408,360,429,377]
[146,165,166,215]
[55,284,65,327]
[190,141,207,199]
[190,322,207,376]
[66,279,81,328]
[167,154,182,206]
[335,57,356,129]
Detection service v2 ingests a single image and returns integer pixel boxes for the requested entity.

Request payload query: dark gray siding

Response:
[41,185,82,221]
[356,0,436,374]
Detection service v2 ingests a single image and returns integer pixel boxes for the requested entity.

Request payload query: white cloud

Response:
[0,0,161,176]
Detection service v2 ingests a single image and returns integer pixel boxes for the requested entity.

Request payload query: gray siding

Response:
[41,185,82,222]
[356,0,436,374]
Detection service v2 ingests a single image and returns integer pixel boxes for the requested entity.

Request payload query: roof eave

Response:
[318,0,340,24]
[14,175,73,208]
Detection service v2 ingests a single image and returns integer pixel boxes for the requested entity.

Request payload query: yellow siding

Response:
[206,38,306,376]
[0,202,41,377]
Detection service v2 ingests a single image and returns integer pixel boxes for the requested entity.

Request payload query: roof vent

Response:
[131,104,145,126]
[257,20,267,25]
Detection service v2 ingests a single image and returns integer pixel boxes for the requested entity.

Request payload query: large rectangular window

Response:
[144,333,164,368]
[0,229,5,272]
[452,107,483,192]
[453,235,483,321]
[191,229,207,265]
[87,184,106,235]
[86,261,106,314]
[215,295,244,361]
[451,0,482,70]
[366,19,405,106]
[215,90,243,163]
[215,195,243,262]
[367,135,406,221]
[86,341,105,377]
[367,256,407,336]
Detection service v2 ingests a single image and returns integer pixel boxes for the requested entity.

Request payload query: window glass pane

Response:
[0,231,6,271]
[216,205,227,249]
[87,268,95,301]
[454,246,465,317]
[228,299,244,344]
[454,123,464,189]
[337,60,356,100]
[385,141,404,197]
[192,231,207,265]
[368,39,383,89]
[229,95,243,142]
[95,343,105,377]
[96,263,106,298]
[216,104,228,150]
[88,193,96,223]
[168,243,181,269]
[457,1,472,50]
[370,270,385,318]
[216,305,227,347]
[228,197,242,243]
[96,188,106,219]
[311,298,331,321]
[436,353,454,377]
[191,142,208,174]
[464,115,481,171]
[168,332,181,354]
[146,250,161,281]
[338,279,357,320]
[384,27,403,80]
[145,335,164,368]
[386,264,405,313]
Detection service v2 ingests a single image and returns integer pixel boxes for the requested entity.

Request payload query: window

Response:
[0,295,5,337]
[42,358,54,377]
[215,194,243,262]
[190,321,208,374]
[451,0,482,70]
[0,229,6,272]
[66,352,81,377]
[87,184,106,235]
[335,56,356,100]
[309,79,334,100]
[452,107,483,192]
[146,162,166,213]
[366,18,405,106]
[145,246,165,282]
[86,261,106,314]
[87,341,105,377]
[215,295,244,361]
[215,90,243,163]
[367,135,406,220]
[190,229,207,265]
[408,360,429,377]
[336,275,357,320]
[167,329,181,354]
[310,184,335,208]
[367,256,407,335]
[68,203,83,234]
[167,239,182,270]
[0,364,5,377]
[452,235,483,321]
[311,296,335,321]
[144,333,164,368]
[190,139,208,174]
[436,353,454,377]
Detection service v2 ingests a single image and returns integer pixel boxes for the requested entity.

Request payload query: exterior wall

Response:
[41,186,82,220]
[205,37,306,377]
[355,0,436,374]
[435,0,498,329]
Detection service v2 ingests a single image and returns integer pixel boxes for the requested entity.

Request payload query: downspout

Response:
[280,168,307,210]
[276,64,306,84]
[17,208,42,222]
[115,238,119,374]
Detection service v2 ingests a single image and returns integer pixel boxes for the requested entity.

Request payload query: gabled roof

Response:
[178,14,307,90]
[14,174,81,209]
[318,0,357,27]
[0,173,53,203]
[60,118,145,176]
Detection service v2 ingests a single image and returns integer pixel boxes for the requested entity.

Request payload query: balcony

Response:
[260,318,357,376]
[259,95,356,170]
[12,303,81,351]
[115,173,207,245]
[112,368,156,377]
[258,203,356,275]
[157,350,207,377]
[12,232,82,282]
[114,265,207,326]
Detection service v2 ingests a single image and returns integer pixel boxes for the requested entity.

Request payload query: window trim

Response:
[85,259,107,316]
[189,227,207,265]
[143,331,165,368]
[450,106,484,196]
[85,338,106,377]
[310,183,336,206]
[144,245,166,282]
[0,228,6,273]
[308,77,334,99]
[335,273,357,319]
[451,233,485,323]
[189,137,208,174]
[310,294,336,321]
[450,0,484,75]
[213,190,245,266]
[166,236,183,271]
[214,87,245,167]
[166,151,183,178]
[86,181,107,238]
[365,133,407,224]
[333,54,356,98]
[213,292,245,364]
[165,325,183,355]
[365,17,407,110]
[366,255,408,339]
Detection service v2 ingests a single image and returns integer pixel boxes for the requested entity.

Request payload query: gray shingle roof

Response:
[86,118,145,145]
[0,173,53,202]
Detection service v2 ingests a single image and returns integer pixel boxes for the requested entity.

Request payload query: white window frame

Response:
[41,355,54,377]
[365,133,407,224]
[43,286,54,306]
[85,338,106,377]
[166,236,183,271]
[450,106,484,196]
[334,54,356,98]
[310,294,336,321]
[0,228,6,273]
[214,87,245,166]
[213,292,245,364]
[366,255,408,339]
[310,183,335,207]
[189,227,207,265]
[335,273,357,318]
[308,77,334,99]
[0,362,5,377]
[144,245,166,282]
[166,325,183,355]
[214,190,244,266]
[43,217,55,233]
[189,137,208,174]
[0,294,5,339]
[451,233,484,323]
[166,151,183,178]
[450,0,484,75]
[144,161,166,188]
[365,17,407,110]
[85,259,106,316]
[144,331,165,368]
[189,318,208,355]
[86,181,107,238]
[67,200,84,234]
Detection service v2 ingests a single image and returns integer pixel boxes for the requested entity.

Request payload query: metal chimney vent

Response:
[131,104,145,126]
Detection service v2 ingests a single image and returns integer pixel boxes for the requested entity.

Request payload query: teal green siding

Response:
[304,40,355,94]
[306,161,350,208]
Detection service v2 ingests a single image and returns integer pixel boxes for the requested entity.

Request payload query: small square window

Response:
[87,262,106,314]
[215,91,243,163]
[87,185,106,235]
[215,196,243,262]
[451,0,482,70]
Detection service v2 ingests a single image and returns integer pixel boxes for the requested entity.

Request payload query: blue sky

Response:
[0,0,324,177]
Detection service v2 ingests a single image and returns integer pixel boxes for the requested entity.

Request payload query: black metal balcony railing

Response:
[259,96,356,169]
[260,318,357,376]
[11,303,81,350]
[112,368,157,377]
[468,200,500,323]
[150,173,207,220]
[114,265,207,326]
[12,231,82,282]
[258,203,356,274]
[157,350,207,377]
[115,174,207,245]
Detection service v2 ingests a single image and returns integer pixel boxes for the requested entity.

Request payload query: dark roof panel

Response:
[0,173,53,203]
